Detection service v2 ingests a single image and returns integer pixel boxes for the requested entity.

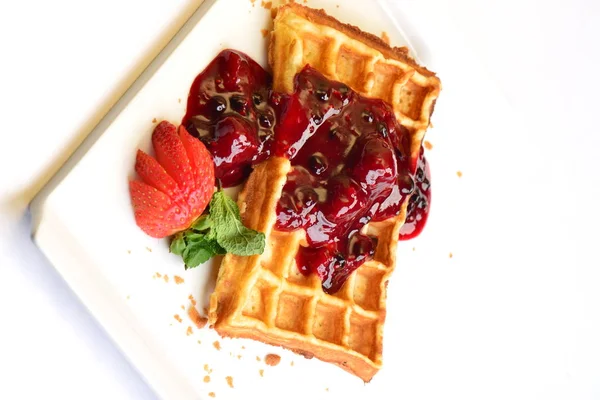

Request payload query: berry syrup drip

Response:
[272,67,415,294]
[399,147,431,240]
[182,49,432,294]
[182,50,276,187]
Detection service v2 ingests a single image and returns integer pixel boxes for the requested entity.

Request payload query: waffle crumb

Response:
[256,356,261,362]
[237,355,242,360]
[127,250,131,254]
[259,369,264,377]
[265,353,281,366]
[204,375,210,383]
[381,31,390,45]
[261,0,272,8]
[449,252,453,258]
[261,29,269,37]
[412,247,416,251]
[424,140,433,150]
[146,247,152,252]
[178,98,181,103]
[188,294,197,306]
[457,170,463,178]
[204,364,210,372]
[197,340,202,344]
[226,376,234,388]
[208,393,215,398]
[189,307,208,329]
[241,346,246,350]
[181,305,185,310]
[213,341,221,350]
[174,275,185,284]
[163,275,169,283]
[186,326,193,336]
[290,361,294,366]
[152,118,157,123]
[174,314,182,323]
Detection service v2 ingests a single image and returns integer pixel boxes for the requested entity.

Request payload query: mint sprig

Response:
[170,189,265,269]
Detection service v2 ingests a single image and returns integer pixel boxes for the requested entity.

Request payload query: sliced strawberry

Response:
[129,121,215,238]
[152,121,195,196]
[134,150,179,200]
[178,125,216,215]
[129,180,189,238]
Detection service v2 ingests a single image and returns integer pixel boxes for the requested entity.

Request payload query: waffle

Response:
[209,3,441,382]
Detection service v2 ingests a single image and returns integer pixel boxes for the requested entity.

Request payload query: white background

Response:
[0,0,599,399]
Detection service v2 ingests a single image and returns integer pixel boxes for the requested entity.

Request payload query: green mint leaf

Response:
[184,231,207,242]
[191,214,212,232]
[182,240,216,269]
[170,232,186,256]
[209,190,266,256]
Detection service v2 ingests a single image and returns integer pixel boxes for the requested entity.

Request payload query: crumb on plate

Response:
[208,392,215,398]
[152,118,157,123]
[259,369,264,377]
[226,376,234,388]
[204,375,210,383]
[189,294,197,306]
[163,275,169,283]
[146,247,152,252]
[449,252,453,258]
[213,341,221,351]
[265,353,281,366]
[174,275,185,284]
[457,170,463,178]
[174,314,182,323]
[261,29,269,37]
[424,140,433,150]
[186,326,193,336]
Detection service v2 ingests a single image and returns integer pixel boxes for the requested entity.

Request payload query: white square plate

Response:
[30,0,547,399]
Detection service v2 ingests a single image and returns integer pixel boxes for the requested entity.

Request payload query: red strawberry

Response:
[130,121,215,238]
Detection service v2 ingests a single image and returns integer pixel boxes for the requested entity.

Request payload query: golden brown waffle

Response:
[209,3,441,382]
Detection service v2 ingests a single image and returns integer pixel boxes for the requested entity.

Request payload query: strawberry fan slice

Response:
[130,121,215,238]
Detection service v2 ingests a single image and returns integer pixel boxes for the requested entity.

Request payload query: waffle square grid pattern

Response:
[242,221,397,362]
[269,3,441,160]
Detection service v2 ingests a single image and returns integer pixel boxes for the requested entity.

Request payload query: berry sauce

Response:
[398,147,431,240]
[183,49,431,293]
[182,49,275,187]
